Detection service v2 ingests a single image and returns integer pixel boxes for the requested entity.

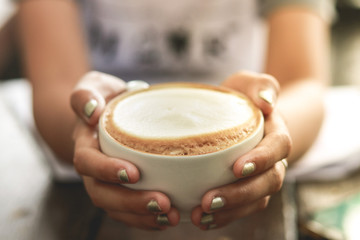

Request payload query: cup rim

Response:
[99,82,264,159]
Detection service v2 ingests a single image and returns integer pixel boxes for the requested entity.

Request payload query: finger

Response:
[233,110,292,178]
[70,71,127,126]
[200,160,287,213]
[107,207,180,230]
[83,176,172,215]
[192,196,271,230]
[222,70,280,115]
[73,121,140,184]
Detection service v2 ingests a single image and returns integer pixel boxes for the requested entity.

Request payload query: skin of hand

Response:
[71,71,288,231]
[73,118,180,230]
[71,72,181,230]
[19,0,329,231]
[190,7,330,230]
[191,71,291,230]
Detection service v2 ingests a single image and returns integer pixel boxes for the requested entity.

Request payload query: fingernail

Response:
[84,99,98,118]
[200,213,214,225]
[259,89,275,107]
[242,162,256,177]
[207,224,217,230]
[117,169,129,183]
[147,200,162,213]
[281,158,288,169]
[126,80,149,92]
[210,197,225,211]
[156,214,170,226]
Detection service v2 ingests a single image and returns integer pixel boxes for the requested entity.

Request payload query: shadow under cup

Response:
[98,83,264,222]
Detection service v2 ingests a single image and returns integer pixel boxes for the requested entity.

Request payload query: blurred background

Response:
[332,0,360,86]
[1,1,360,240]
[1,0,360,86]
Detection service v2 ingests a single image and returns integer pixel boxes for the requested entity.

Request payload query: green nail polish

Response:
[210,197,225,211]
[200,213,214,225]
[207,224,217,230]
[242,162,256,177]
[117,169,129,183]
[84,99,98,118]
[281,158,288,169]
[259,89,275,107]
[147,200,162,213]
[156,214,170,226]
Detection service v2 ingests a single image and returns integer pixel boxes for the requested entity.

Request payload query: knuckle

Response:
[272,131,287,142]
[258,197,270,211]
[73,150,85,174]
[282,134,293,156]
[261,73,276,82]
[74,149,111,182]
[269,166,284,194]
[272,131,292,157]
[260,74,280,90]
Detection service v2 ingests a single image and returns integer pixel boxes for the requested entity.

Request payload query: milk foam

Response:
[112,88,254,139]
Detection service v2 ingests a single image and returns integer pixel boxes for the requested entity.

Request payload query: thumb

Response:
[222,71,280,116]
[70,71,127,126]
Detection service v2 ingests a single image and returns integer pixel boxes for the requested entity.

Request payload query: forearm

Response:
[265,6,330,163]
[32,85,79,163]
[277,80,326,162]
[19,0,90,163]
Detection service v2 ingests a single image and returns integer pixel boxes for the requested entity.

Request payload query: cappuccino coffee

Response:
[101,82,262,156]
[99,82,264,218]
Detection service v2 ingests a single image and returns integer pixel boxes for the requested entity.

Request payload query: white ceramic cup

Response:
[98,82,264,221]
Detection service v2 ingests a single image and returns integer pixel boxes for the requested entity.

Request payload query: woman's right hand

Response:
[70,72,180,230]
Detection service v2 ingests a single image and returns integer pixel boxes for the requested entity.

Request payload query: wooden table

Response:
[0,85,297,240]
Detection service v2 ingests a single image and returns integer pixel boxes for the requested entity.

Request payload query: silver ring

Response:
[281,159,288,169]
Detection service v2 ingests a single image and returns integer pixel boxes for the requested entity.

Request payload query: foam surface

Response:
[103,84,262,155]
[112,88,253,139]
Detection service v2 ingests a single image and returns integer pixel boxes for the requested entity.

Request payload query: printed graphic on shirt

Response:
[84,0,263,75]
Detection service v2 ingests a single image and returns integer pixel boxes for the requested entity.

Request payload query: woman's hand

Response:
[222,71,280,115]
[70,71,180,230]
[70,71,127,126]
[191,71,292,230]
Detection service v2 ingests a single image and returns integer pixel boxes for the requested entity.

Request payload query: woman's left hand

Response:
[191,71,292,230]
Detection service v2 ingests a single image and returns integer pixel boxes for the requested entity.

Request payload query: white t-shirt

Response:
[80,0,265,84]
[79,0,335,84]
